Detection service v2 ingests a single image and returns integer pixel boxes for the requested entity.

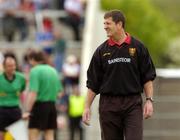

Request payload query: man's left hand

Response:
[143,100,153,119]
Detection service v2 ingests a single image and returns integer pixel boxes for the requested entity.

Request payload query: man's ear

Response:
[118,21,123,28]
[117,21,123,29]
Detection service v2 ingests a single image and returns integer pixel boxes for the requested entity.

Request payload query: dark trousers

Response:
[99,95,143,140]
[69,116,84,140]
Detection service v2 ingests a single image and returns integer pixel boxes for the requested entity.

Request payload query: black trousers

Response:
[99,95,143,140]
[69,116,84,140]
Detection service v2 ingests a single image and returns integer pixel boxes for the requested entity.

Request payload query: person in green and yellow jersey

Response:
[0,54,26,140]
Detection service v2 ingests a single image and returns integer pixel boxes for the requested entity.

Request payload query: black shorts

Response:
[0,107,21,131]
[29,101,57,130]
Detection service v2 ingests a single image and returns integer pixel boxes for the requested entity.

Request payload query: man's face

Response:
[104,17,121,38]
[4,57,16,75]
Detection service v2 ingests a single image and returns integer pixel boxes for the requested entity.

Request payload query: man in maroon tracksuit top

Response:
[82,10,156,140]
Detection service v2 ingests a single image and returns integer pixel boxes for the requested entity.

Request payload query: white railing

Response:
[156,69,180,78]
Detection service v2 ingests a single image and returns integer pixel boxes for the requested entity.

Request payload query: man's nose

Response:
[104,25,108,30]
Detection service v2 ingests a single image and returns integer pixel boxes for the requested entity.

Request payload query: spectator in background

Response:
[43,17,53,32]
[23,50,63,140]
[0,0,20,42]
[33,0,52,10]
[2,11,17,42]
[68,89,85,140]
[58,0,65,10]
[36,17,55,70]
[19,0,35,11]
[0,54,26,140]
[62,55,80,96]
[16,0,35,41]
[59,55,80,122]
[64,0,84,40]
[53,30,66,73]
[36,17,54,52]
[0,0,19,17]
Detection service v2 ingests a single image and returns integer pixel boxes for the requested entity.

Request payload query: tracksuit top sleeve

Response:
[86,48,103,94]
[137,43,156,86]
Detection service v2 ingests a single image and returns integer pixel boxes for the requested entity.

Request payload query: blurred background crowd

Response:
[0,0,87,140]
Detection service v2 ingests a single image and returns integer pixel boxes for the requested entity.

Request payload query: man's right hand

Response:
[82,108,91,126]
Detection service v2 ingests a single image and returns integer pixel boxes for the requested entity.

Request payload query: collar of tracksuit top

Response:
[107,33,131,47]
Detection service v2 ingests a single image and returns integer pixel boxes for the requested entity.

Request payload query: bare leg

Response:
[29,129,40,140]
[0,131,4,140]
[44,129,54,140]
